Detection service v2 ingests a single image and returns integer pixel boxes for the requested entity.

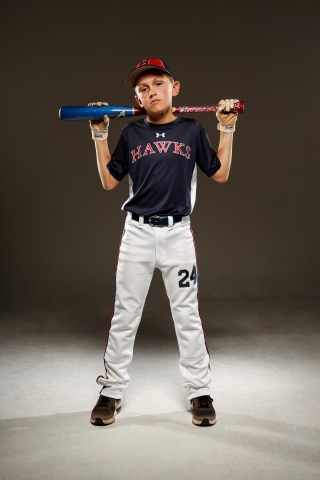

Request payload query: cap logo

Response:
[136,58,165,69]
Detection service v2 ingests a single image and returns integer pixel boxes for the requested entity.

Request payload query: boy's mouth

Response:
[151,99,160,105]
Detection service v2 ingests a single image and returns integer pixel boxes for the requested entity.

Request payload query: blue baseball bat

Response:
[59,102,244,121]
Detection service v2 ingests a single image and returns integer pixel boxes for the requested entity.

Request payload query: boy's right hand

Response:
[88,102,109,141]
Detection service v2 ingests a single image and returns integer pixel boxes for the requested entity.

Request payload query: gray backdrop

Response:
[1,0,319,300]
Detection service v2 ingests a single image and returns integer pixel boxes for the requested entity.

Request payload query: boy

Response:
[89,58,239,427]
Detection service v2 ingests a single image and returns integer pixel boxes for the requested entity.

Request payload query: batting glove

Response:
[88,102,110,141]
[216,99,239,133]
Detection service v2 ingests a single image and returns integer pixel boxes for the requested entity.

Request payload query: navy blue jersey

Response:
[107,116,220,216]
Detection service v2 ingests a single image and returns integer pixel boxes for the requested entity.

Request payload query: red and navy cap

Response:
[126,58,175,88]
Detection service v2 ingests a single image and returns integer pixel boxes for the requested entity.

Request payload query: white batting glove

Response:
[216,99,239,133]
[88,102,110,141]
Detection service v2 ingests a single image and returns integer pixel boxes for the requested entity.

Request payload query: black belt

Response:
[132,213,183,227]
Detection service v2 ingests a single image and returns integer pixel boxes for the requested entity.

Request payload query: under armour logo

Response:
[156,133,165,138]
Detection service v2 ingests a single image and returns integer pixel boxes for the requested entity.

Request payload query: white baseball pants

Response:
[97,214,211,400]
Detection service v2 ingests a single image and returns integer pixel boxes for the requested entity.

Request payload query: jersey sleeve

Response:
[106,127,129,181]
[195,123,221,177]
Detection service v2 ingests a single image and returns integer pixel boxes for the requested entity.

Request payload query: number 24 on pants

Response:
[178,266,197,288]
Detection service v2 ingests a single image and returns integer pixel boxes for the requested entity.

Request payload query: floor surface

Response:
[1,291,320,479]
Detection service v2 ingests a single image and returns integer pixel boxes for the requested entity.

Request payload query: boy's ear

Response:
[135,95,143,106]
[172,81,180,97]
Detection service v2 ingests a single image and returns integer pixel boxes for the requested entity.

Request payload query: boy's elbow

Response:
[219,175,229,183]
[101,175,120,190]
[102,182,116,190]
[212,173,229,183]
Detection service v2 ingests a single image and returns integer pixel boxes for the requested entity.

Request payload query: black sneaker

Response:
[90,395,122,426]
[190,395,216,426]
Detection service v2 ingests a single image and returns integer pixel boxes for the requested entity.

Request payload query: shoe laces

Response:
[197,396,213,408]
[97,396,111,407]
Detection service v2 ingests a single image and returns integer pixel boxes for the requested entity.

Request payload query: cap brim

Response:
[126,66,174,88]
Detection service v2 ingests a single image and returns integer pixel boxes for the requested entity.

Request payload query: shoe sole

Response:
[90,404,122,426]
[192,416,217,427]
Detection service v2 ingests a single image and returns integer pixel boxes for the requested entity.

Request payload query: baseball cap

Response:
[126,58,175,88]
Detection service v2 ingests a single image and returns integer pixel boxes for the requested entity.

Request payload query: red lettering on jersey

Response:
[173,142,186,156]
[185,146,191,159]
[131,145,142,163]
[143,143,156,156]
[153,141,172,153]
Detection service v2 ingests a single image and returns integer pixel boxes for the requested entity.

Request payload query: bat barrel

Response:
[59,105,139,121]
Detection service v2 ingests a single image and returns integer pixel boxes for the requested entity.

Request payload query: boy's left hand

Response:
[216,99,239,133]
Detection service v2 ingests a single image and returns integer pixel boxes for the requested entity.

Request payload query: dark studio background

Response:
[1,0,319,304]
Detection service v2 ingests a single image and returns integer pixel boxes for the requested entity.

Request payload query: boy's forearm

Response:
[212,132,234,183]
[94,139,119,190]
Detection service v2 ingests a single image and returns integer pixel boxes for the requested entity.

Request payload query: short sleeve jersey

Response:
[107,116,221,216]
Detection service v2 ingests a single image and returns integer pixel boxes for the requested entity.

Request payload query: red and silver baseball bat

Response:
[59,101,244,121]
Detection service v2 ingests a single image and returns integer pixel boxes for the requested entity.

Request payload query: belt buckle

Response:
[149,215,164,227]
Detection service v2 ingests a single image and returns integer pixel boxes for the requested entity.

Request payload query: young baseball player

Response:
[89,58,239,427]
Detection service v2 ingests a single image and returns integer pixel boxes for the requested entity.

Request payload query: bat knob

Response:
[235,101,244,114]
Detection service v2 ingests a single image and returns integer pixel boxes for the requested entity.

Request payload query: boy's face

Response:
[134,72,180,114]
